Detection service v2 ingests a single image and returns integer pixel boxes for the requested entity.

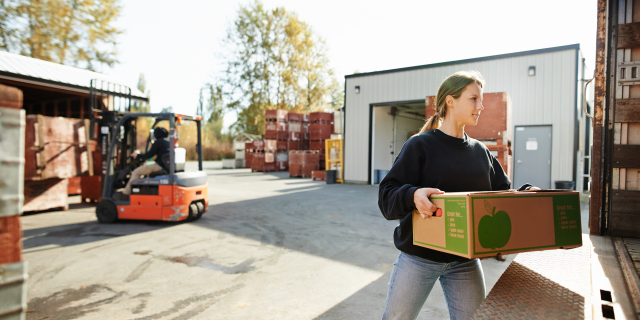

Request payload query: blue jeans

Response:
[382,252,485,320]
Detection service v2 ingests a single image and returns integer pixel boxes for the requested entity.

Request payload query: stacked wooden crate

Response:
[260,110,287,172]
[0,83,28,320]
[245,141,255,170]
[289,150,319,178]
[23,115,98,211]
[309,112,335,170]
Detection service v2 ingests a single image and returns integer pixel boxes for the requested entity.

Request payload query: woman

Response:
[378,71,510,320]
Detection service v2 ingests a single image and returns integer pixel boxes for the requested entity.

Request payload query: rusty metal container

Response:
[80,175,100,204]
[68,177,82,195]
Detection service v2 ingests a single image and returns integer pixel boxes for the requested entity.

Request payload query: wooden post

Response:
[80,98,85,119]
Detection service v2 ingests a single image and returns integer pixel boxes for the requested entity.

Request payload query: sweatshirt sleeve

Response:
[378,137,423,221]
[491,155,511,191]
[137,141,160,160]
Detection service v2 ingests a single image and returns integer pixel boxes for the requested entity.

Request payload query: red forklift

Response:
[92,111,208,223]
[88,84,209,223]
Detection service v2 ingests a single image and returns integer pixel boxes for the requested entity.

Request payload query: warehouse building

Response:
[0,50,147,117]
[343,44,590,191]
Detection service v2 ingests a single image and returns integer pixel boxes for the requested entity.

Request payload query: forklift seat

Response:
[131,171,207,188]
[147,148,186,178]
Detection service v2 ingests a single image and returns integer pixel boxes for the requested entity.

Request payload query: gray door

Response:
[513,126,552,189]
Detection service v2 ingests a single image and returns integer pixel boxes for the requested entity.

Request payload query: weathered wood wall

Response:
[609,0,640,237]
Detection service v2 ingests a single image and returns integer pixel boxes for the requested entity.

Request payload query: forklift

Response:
[88,81,208,223]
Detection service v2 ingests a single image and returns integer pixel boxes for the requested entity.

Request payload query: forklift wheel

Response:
[96,200,118,223]
[187,203,199,222]
[195,202,205,218]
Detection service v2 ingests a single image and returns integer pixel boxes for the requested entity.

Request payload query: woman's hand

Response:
[413,188,445,219]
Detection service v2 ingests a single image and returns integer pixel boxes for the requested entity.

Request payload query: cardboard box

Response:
[413,190,582,259]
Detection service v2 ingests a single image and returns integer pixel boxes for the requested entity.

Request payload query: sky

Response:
[105,0,598,131]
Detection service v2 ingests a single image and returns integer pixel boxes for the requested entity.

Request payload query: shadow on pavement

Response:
[23,220,179,251]
[193,180,397,273]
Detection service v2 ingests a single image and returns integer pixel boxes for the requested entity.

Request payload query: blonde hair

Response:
[420,71,485,133]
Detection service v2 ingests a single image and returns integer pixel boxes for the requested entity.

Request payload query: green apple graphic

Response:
[478,200,512,250]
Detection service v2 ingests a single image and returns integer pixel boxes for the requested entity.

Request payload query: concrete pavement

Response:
[22,161,516,320]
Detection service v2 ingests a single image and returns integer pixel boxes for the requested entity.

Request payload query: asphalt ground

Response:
[21,161,522,320]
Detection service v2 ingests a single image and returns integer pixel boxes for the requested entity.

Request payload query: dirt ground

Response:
[21,161,520,320]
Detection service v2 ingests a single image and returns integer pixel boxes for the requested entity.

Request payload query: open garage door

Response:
[370,101,425,184]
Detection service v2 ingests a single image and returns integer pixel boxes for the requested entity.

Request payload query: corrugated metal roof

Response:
[0,50,147,101]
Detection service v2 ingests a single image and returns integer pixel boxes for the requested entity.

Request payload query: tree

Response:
[329,78,344,111]
[131,73,151,113]
[218,1,339,135]
[0,0,122,71]
[199,84,224,141]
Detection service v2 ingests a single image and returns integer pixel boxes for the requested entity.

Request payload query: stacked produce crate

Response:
[260,110,287,172]
[289,150,319,178]
[301,114,310,150]
[309,112,335,170]
[245,141,255,171]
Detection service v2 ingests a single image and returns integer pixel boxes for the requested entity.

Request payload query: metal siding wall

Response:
[345,49,578,184]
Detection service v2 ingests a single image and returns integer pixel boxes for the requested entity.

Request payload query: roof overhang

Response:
[0,71,149,102]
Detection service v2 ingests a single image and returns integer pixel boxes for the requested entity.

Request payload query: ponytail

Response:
[419,114,441,133]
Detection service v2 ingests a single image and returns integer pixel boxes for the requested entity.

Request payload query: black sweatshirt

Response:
[378,129,511,263]
[137,138,170,168]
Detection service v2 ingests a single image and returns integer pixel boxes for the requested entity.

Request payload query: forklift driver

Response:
[119,127,170,199]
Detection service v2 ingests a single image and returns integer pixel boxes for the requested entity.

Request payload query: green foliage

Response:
[132,73,154,150]
[218,0,342,135]
[329,78,344,111]
[0,0,122,71]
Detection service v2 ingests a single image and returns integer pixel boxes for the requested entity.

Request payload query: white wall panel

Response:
[345,46,581,185]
